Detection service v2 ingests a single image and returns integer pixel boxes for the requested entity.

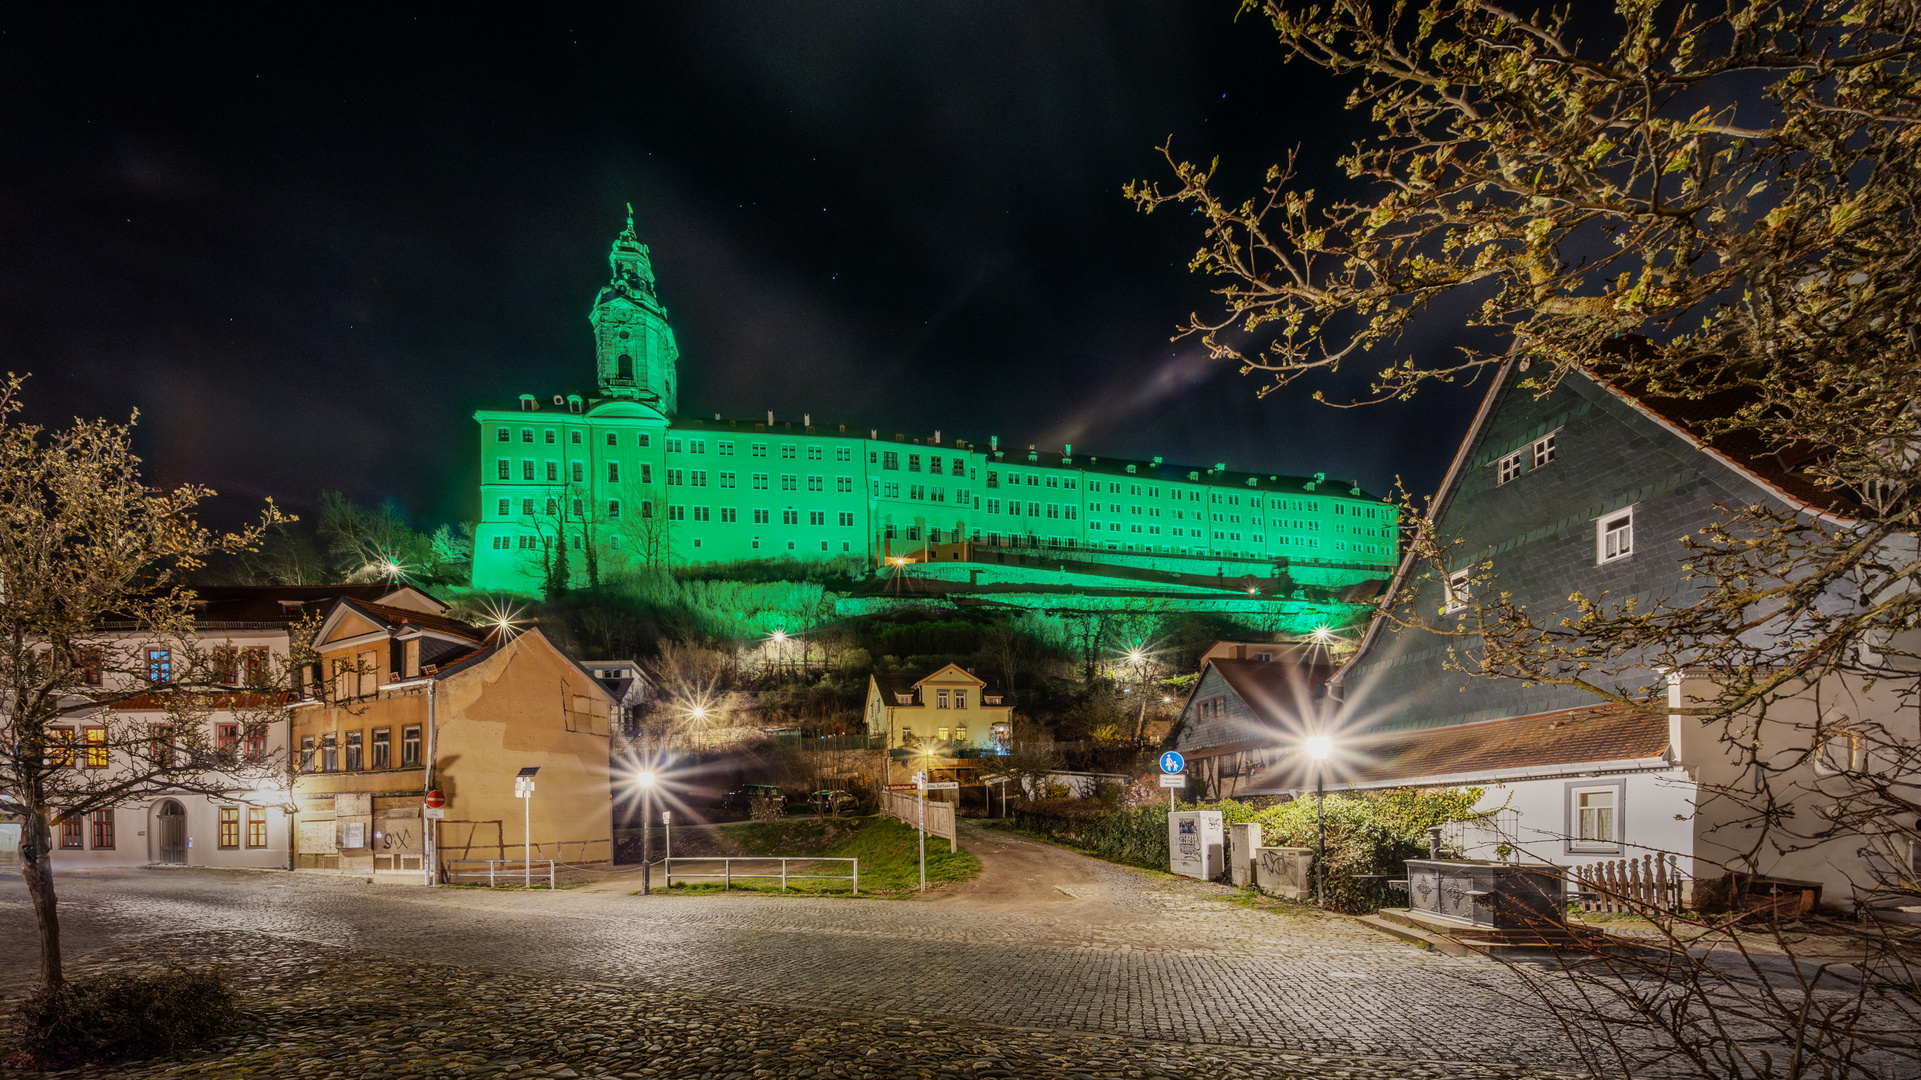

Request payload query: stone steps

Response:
[1361,908,1600,958]
[1353,913,1475,957]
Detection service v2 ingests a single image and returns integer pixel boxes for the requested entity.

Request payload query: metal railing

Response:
[661,856,857,894]
[446,858,556,889]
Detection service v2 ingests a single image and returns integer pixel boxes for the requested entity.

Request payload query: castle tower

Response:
[589,206,679,414]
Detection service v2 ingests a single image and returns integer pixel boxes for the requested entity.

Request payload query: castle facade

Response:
[471,214,1398,595]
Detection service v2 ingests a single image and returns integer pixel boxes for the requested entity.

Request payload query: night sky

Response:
[4,4,1490,531]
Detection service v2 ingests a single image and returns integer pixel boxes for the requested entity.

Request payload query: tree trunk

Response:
[21,806,63,990]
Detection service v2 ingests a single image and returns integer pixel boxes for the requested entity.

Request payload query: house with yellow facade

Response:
[863,665,1013,785]
[290,597,615,882]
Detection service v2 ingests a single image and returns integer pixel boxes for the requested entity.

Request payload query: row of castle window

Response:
[985,471,1078,490]
[874,451,972,476]
[667,438,857,462]
[497,459,651,484]
[981,499,1080,520]
[662,507,856,527]
[874,481,973,502]
[499,427,654,449]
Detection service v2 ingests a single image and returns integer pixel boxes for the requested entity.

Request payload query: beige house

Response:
[864,664,1013,785]
[291,598,616,882]
[27,585,440,872]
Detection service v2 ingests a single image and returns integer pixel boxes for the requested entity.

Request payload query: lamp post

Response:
[1127,649,1152,742]
[636,770,656,895]
[772,629,787,674]
[662,809,672,862]
[1304,735,1331,907]
[513,766,539,890]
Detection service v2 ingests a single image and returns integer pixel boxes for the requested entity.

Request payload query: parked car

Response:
[717,784,786,813]
[809,789,855,816]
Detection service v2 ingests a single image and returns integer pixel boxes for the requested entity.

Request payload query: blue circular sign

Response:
[1159,751,1185,775]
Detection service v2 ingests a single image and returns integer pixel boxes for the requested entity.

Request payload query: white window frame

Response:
[1596,507,1634,564]
[1566,780,1624,854]
[1496,450,1524,486]
[1443,568,1472,614]
[1532,431,1558,469]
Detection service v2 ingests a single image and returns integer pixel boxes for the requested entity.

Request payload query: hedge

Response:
[1013,788,1486,914]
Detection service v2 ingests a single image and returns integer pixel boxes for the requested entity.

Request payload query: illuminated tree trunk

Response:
[21,801,63,990]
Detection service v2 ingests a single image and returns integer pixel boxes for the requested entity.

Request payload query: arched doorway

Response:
[155,801,187,865]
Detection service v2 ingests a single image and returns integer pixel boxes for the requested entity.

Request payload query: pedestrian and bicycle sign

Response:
[1159,751,1185,775]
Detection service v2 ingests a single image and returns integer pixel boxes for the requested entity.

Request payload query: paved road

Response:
[0,823,1573,1071]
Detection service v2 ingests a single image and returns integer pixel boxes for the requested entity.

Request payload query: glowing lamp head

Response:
[1311,624,1335,644]
[1127,650,1144,664]
[635,770,657,789]
[1305,735,1332,761]
[690,705,707,720]
[772,630,787,644]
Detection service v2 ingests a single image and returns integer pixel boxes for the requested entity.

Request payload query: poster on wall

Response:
[342,822,366,849]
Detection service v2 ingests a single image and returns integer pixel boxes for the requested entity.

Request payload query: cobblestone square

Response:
[0,826,1582,1079]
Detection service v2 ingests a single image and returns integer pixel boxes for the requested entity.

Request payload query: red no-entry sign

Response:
[424,790,447,809]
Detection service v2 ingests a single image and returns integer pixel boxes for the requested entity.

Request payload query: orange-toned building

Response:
[290,598,616,883]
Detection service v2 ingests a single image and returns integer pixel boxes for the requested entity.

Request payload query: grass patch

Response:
[635,817,979,898]
[1210,887,1316,917]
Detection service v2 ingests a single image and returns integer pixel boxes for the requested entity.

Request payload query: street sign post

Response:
[1160,751,1185,808]
[915,773,927,893]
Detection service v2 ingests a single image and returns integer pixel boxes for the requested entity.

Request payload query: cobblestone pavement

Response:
[0,825,1585,1078]
[2,933,1571,1080]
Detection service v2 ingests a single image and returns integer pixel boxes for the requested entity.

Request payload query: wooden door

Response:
[156,801,187,864]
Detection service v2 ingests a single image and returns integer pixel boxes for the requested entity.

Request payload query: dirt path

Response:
[927,820,1147,922]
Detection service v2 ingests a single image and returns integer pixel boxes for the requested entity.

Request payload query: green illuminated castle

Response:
[471,212,1399,616]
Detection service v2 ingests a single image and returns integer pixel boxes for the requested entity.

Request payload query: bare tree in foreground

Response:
[1135,2,1921,1075]
[0,375,290,989]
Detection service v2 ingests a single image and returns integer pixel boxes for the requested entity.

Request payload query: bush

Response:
[1013,788,1487,913]
[7,965,236,1066]
[749,791,786,823]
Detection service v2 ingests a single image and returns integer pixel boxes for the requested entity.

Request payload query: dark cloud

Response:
[1,3,1483,528]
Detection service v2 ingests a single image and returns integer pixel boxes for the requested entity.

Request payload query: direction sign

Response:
[1158,773,1185,788]
[885,783,919,793]
[923,781,960,791]
[1159,750,1186,775]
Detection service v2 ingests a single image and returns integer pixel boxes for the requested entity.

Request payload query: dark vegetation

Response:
[2,966,237,1068]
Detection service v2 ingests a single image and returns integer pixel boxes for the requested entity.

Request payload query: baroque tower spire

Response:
[589,204,679,414]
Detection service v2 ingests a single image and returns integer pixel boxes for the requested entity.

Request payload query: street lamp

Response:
[513,766,539,890]
[636,770,656,895]
[771,629,787,673]
[1304,735,1331,907]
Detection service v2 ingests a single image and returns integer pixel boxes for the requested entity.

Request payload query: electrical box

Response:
[1229,821,1263,887]
[1168,810,1225,880]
